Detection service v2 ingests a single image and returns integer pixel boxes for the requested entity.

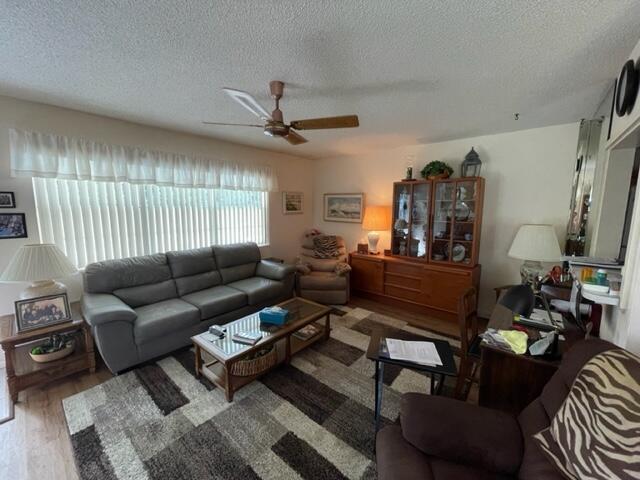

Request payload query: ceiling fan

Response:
[203,81,359,145]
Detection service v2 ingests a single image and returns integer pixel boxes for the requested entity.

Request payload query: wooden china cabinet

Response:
[350,177,484,323]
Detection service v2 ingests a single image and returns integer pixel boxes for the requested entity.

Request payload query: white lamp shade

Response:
[508,224,562,262]
[0,244,77,282]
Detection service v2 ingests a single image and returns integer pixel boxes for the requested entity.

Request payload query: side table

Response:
[366,329,458,433]
[0,302,95,404]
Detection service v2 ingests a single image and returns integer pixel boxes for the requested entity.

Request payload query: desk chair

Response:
[454,287,481,400]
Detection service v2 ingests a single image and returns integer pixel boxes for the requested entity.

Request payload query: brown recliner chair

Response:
[376,338,617,480]
[295,234,350,305]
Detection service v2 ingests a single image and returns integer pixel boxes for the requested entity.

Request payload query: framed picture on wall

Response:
[282,191,304,214]
[0,192,16,208]
[0,213,27,239]
[323,193,364,223]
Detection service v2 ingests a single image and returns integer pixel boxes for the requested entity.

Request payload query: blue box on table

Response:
[258,307,289,325]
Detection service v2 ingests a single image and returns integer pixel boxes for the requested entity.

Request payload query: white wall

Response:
[0,95,313,315]
[312,123,580,317]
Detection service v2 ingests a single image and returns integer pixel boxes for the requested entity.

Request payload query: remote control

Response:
[208,326,226,338]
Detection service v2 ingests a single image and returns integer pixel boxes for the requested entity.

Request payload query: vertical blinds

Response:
[33,177,269,268]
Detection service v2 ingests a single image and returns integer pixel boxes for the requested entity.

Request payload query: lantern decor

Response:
[461,147,482,177]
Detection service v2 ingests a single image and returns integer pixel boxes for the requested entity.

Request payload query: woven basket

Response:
[230,346,277,377]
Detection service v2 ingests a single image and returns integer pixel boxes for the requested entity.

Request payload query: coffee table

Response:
[191,297,331,401]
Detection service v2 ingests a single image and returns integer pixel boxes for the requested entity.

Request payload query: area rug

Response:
[63,306,461,480]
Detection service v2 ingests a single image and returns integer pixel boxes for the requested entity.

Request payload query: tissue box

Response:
[259,307,289,325]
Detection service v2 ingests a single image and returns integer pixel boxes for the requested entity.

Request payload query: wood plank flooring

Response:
[0,296,475,480]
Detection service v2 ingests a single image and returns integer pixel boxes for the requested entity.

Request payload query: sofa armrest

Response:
[82,293,137,327]
[400,393,523,475]
[256,260,296,280]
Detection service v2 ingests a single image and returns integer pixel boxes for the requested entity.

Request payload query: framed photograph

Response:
[323,193,364,223]
[14,293,72,333]
[282,191,304,214]
[0,213,27,239]
[0,192,16,208]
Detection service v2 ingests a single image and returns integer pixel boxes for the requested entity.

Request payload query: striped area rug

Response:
[63,306,461,480]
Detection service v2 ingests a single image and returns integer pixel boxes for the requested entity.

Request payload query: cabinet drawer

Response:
[385,284,423,303]
[350,257,384,294]
[385,272,422,290]
[386,261,422,279]
[423,269,473,312]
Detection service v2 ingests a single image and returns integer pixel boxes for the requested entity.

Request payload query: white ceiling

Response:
[1,1,639,159]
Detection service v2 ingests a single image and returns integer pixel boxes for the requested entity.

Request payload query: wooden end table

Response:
[0,302,96,404]
[192,297,331,402]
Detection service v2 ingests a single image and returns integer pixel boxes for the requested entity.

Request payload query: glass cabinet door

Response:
[431,181,454,262]
[391,183,411,256]
[451,180,477,265]
[408,182,430,258]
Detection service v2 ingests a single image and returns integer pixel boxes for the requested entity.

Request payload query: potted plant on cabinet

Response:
[421,161,454,180]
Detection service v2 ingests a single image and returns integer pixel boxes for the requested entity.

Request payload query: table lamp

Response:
[0,244,77,299]
[508,224,561,287]
[363,205,391,254]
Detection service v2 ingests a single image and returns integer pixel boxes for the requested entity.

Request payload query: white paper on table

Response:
[386,339,443,366]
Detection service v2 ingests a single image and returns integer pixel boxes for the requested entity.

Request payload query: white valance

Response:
[9,129,278,192]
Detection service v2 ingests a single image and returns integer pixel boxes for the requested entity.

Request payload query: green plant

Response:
[421,161,453,178]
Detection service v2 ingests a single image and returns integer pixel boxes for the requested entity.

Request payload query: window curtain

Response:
[10,129,278,192]
[33,178,269,267]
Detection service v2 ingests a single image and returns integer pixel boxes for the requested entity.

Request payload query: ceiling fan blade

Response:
[284,130,308,145]
[289,115,359,130]
[222,87,272,121]
[202,121,263,127]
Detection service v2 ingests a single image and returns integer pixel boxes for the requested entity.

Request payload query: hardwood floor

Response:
[0,296,477,480]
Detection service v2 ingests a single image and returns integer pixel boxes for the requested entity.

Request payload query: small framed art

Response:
[0,213,27,239]
[0,192,16,208]
[283,191,304,214]
[15,293,72,333]
[323,193,364,223]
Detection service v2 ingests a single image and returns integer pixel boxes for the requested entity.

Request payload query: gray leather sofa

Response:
[81,243,295,373]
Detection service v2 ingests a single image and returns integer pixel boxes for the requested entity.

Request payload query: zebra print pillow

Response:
[312,235,340,258]
[534,349,640,479]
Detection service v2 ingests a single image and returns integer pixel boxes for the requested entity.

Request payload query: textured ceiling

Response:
[1,1,639,158]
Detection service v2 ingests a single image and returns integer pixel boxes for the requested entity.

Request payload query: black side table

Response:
[366,329,458,432]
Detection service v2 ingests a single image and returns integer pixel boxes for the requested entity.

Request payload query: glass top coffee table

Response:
[191,297,331,401]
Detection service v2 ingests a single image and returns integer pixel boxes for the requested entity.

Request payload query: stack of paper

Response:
[386,339,443,366]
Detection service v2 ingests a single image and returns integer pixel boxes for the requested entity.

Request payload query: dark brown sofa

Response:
[376,338,616,479]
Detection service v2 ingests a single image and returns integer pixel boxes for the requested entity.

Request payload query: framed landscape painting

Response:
[282,191,303,214]
[323,193,364,223]
[0,213,27,239]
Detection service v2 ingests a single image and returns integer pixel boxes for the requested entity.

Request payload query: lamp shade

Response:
[508,225,562,262]
[0,244,77,282]
[363,205,392,231]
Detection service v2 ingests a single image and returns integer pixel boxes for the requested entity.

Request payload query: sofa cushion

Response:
[167,247,222,296]
[299,271,347,291]
[113,279,177,308]
[533,348,640,480]
[227,277,285,305]
[181,286,247,319]
[517,399,564,480]
[213,243,260,283]
[84,253,171,293]
[298,254,343,272]
[133,299,200,344]
[400,393,523,475]
[376,425,434,480]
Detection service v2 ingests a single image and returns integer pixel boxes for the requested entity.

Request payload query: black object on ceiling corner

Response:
[615,59,639,117]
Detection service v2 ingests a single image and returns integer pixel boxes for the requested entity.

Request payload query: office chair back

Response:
[499,284,535,317]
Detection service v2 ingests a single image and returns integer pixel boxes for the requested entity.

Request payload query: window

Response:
[33,177,269,267]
